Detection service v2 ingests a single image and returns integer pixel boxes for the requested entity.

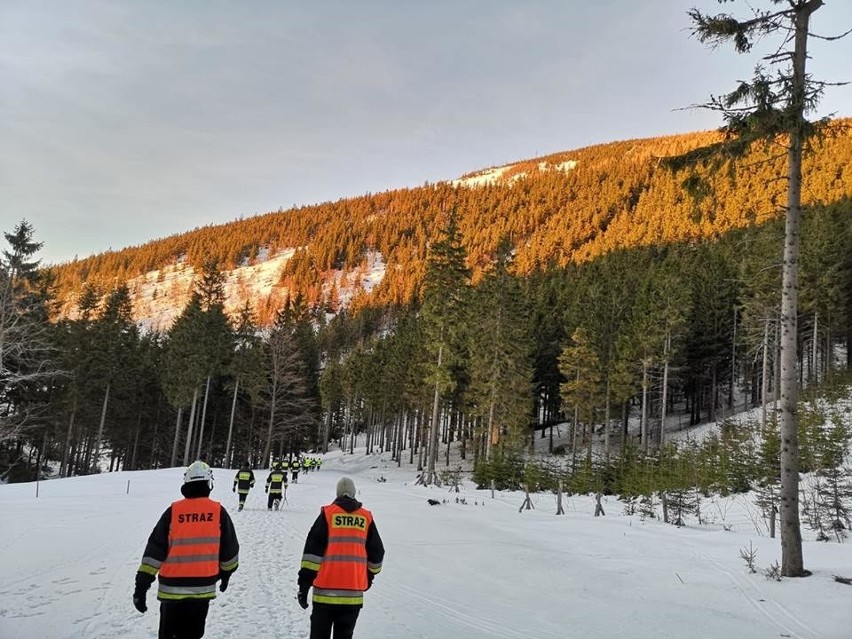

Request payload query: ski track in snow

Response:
[389,582,562,639]
[3,455,852,639]
[695,551,824,639]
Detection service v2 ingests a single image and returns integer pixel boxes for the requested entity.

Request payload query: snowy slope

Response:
[1,449,850,639]
[63,248,388,332]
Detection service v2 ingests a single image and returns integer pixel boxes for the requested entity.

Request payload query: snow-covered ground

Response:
[1,448,850,639]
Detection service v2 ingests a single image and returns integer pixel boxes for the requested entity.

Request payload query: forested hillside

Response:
[47,121,852,321]
[3,120,851,555]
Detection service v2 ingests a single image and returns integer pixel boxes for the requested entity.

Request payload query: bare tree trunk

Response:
[61,401,76,478]
[660,332,671,448]
[756,320,767,435]
[195,376,212,460]
[485,399,495,461]
[322,403,332,454]
[263,393,277,466]
[130,414,141,470]
[779,1,818,579]
[604,379,611,459]
[641,361,649,453]
[425,344,443,485]
[571,403,579,469]
[225,378,239,469]
[774,318,781,407]
[170,407,183,468]
[182,386,199,466]
[409,410,416,466]
[91,383,110,471]
[811,312,818,385]
[730,307,737,409]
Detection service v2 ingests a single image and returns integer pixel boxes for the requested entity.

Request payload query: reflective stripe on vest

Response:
[312,504,372,599]
[159,498,221,581]
[268,471,287,493]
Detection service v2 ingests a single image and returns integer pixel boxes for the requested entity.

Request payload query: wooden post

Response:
[594,492,605,517]
[519,484,534,512]
[556,480,565,515]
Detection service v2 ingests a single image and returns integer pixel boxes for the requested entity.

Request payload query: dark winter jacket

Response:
[233,468,255,494]
[298,495,384,606]
[136,482,239,600]
[266,470,288,495]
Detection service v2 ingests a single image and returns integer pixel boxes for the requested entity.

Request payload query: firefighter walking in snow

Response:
[232,462,255,511]
[133,460,239,639]
[265,461,288,510]
[298,476,385,639]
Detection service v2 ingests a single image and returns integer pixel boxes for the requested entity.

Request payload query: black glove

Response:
[219,573,231,593]
[132,588,147,613]
[232,486,236,492]
[366,572,374,590]
[264,487,268,494]
[297,591,309,609]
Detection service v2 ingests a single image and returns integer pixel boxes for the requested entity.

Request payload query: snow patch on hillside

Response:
[123,248,386,332]
[128,249,297,332]
[331,250,386,309]
[451,159,577,188]
[451,165,512,187]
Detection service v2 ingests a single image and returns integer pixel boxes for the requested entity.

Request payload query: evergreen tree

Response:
[260,306,318,464]
[89,284,140,472]
[466,238,533,459]
[160,294,207,466]
[675,0,843,577]
[225,302,264,467]
[0,221,59,449]
[419,209,470,485]
[559,327,602,466]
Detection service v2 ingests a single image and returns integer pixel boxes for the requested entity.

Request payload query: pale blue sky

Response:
[2,1,851,265]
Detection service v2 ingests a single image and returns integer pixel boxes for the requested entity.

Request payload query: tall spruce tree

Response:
[0,221,58,449]
[419,209,470,485]
[260,306,317,464]
[674,0,845,576]
[559,327,603,466]
[467,239,533,459]
[89,284,139,471]
[161,294,207,466]
[225,302,264,468]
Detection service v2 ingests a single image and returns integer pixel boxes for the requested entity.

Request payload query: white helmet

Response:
[184,460,214,490]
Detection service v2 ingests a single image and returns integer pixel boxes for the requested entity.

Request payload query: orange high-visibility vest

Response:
[313,504,372,592]
[159,497,221,580]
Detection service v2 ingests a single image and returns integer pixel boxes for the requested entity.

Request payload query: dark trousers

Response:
[267,492,282,509]
[159,599,210,639]
[310,603,361,639]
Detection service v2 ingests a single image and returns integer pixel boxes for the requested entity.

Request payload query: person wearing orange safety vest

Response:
[298,476,385,639]
[134,461,239,639]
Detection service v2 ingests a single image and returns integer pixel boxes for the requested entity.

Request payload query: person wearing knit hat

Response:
[336,477,356,499]
[298,476,385,639]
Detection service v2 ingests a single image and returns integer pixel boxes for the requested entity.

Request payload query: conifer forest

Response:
[2,2,852,575]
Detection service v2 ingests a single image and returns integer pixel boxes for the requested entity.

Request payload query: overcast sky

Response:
[2,1,851,265]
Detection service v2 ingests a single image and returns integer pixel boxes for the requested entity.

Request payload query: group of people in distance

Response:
[133,459,384,639]
[231,456,323,512]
